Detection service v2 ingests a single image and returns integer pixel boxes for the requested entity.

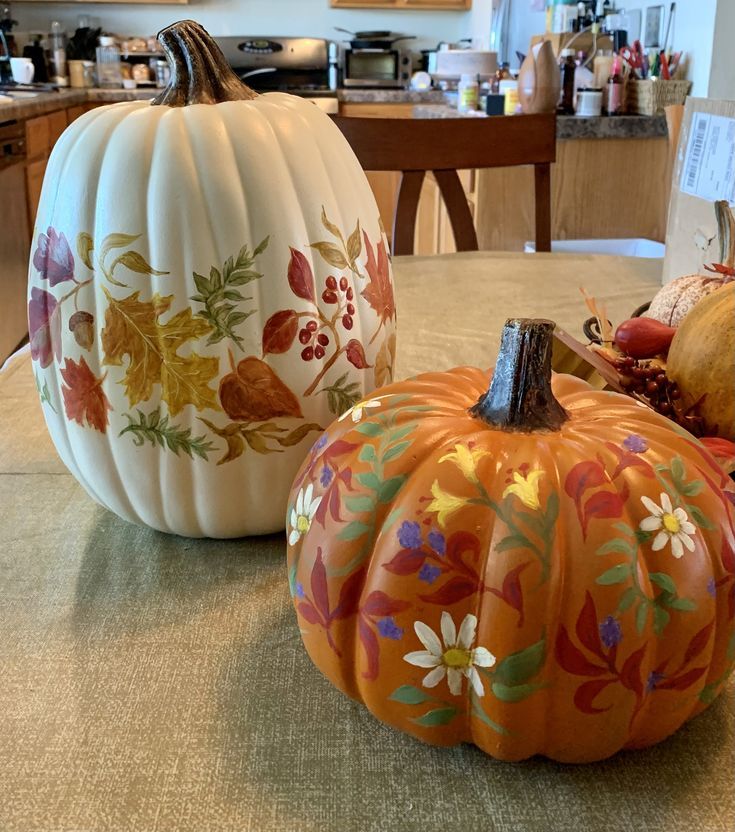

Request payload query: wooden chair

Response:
[331,113,556,256]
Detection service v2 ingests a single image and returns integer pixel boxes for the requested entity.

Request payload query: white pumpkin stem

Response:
[469,319,569,432]
[152,20,258,107]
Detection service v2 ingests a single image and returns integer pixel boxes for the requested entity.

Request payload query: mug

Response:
[10,57,34,84]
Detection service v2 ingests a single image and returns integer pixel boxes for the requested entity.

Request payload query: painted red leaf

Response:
[605,442,655,480]
[60,357,112,433]
[620,645,647,696]
[28,287,62,369]
[219,357,303,421]
[657,666,708,691]
[683,620,715,666]
[330,567,366,621]
[445,531,481,570]
[486,562,530,627]
[362,590,411,618]
[555,626,608,677]
[565,460,607,501]
[719,537,735,575]
[288,247,316,303]
[574,679,614,714]
[360,232,395,324]
[262,309,299,355]
[582,486,628,536]
[310,549,331,623]
[297,601,322,626]
[576,591,606,660]
[419,575,478,605]
[324,440,359,461]
[359,616,380,680]
[383,548,427,576]
[346,339,371,370]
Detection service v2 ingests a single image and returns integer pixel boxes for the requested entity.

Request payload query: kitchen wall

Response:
[13,0,490,51]
[709,0,735,100]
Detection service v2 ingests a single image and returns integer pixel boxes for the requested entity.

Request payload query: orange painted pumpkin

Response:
[286,319,735,763]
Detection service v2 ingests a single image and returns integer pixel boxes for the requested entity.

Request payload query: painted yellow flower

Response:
[438,443,491,484]
[502,469,544,510]
[427,480,467,528]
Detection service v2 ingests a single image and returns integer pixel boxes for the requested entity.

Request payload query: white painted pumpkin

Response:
[28,20,396,538]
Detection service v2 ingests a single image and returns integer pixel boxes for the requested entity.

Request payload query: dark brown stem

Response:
[469,318,568,432]
[152,20,258,107]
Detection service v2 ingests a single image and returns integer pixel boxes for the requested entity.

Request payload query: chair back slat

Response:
[433,169,478,253]
[393,171,426,258]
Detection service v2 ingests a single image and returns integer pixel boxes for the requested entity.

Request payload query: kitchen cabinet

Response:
[331,0,470,9]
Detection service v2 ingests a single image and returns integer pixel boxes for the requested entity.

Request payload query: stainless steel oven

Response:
[342,49,412,88]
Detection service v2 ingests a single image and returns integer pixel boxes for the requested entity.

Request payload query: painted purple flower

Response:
[312,433,329,454]
[599,615,623,649]
[33,227,75,286]
[320,465,333,487]
[707,577,717,598]
[427,530,446,556]
[623,434,648,454]
[377,616,404,640]
[646,670,665,692]
[419,563,441,585]
[397,520,422,550]
[28,287,61,368]
[295,583,305,599]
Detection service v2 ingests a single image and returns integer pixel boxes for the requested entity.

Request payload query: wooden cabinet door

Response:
[48,109,68,146]
[67,106,85,123]
[26,158,48,234]
[24,115,50,160]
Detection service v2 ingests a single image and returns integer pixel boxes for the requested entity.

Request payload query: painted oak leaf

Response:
[360,231,394,324]
[219,355,303,421]
[101,290,220,416]
[60,357,112,433]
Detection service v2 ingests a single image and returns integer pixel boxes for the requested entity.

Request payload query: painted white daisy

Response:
[639,492,696,559]
[338,395,389,423]
[403,611,496,697]
[288,484,322,546]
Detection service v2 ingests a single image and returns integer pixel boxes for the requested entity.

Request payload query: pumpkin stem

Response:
[152,20,258,107]
[716,200,735,269]
[469,319,568,432]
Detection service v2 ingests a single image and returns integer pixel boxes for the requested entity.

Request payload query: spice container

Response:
[576,88,603,117]
[458,73,479,113]
[95,35,122,88]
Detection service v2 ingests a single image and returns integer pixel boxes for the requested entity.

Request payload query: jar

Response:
[576,88,603,117]
[457,73,479,113]
[95,35,122,89]
[498,79,519,115]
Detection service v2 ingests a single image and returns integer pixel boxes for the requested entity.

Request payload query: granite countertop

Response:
[413,103,668,138]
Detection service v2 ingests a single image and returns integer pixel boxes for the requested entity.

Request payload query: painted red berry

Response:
[342,314,354,330]
[317,333,329,347]
[326,275,338,291]
[339,276,348,291]
[346,303,355,315]
[314,345,326,359]
[306,320,318,332]
[301,346,314,361]
[298,328,311,345]
[322,290,338,304]
[346,287,354,301]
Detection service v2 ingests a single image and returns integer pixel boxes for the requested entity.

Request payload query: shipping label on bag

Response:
[663,98,735,284]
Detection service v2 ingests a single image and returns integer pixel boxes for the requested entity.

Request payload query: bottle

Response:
[49,21,68,86]
[95,35,122,89]
[606,56,624,115]
[559,48,576,115]
[458,72,479,112]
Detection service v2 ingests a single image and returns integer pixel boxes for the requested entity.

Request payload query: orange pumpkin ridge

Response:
[287,319,735,763]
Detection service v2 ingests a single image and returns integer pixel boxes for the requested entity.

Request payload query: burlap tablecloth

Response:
[2,252,732,832]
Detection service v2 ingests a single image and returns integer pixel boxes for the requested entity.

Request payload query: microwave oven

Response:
[342,48,412,88]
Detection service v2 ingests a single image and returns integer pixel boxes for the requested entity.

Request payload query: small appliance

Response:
[336,29,414,89]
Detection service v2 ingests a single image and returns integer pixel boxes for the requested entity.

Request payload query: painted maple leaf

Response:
[101,289,220,416]
[60,357,112,433]
[360,231,395,324]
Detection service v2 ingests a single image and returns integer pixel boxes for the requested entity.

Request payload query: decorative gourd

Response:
[27,20,395,538]
[518,40,562,115]
[646,200,734,327]
[667,282,735,440]
[287,319,735,763]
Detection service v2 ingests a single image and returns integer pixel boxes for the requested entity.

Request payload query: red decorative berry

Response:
[314,345,326,359]
[298,328,312,345]
[306,320,318,332]
[339,276,348,291]
[326,275,338,291]
[301,346,314,361]
[346,287,354,301]
[342,314,354,330]
[317,333,329,347]
[322,290,338,304]
[346,303,356,315]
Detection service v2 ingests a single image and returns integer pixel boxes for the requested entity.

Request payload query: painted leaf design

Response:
[219,357,302,421]
[33,227,75,286]
[101,291,219,416]
[555,626,607,676]
[112,250,169,277]
[582,486,629,535]
[620,645,646,696]
[346,339,371,370]
[28,287,62,369]
[262,309,299,355]
[330,567,366,621]
[310,549,331,623]
[76,232,94,270]
[288,247,316,302]
[360,231,395,324]
[100,232,140,264]
[310,242,349,270]
[574,679,614,714]
[321,206,343,240]
[575,591,606,660]
[606,441,655,480]
[359,616,380,680]
[383,548,427,576]
[414,707,457,727]
[493,635,546,687]
[361,591,410,618]
[60,357,112,433]
[298,601,322,626]
[346,220,362,265]
[565,461,607,501]
[683,620,715,666]
[374,333,396,388]
[389,685,430,705]
[445,531,481,570]
[486,562,530,627]
[419,575,478,605]
[657,666,708,691]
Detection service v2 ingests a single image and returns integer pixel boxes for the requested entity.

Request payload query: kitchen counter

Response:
[413,104,668,139]
[0,87,448,122]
